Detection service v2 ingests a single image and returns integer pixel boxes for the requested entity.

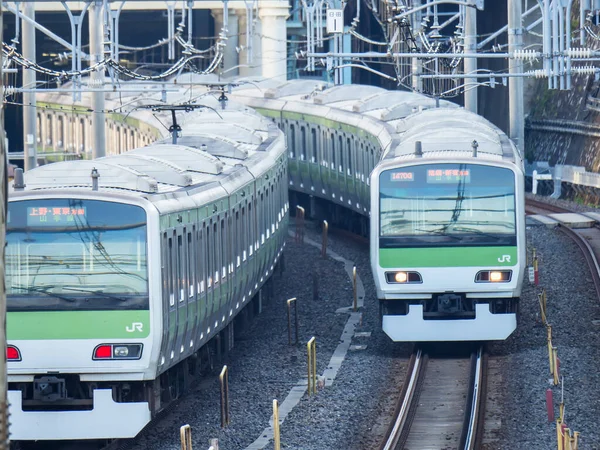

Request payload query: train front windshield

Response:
[379,163,517,247]
[6,199,148,310]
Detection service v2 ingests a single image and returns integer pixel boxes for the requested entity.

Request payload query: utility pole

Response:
[464,4,478,113]
[0,3,9,449]
[22,1,37,171]
[508,0,524,152]
[90,0,106,159]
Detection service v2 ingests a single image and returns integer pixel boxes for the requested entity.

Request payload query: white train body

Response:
[233,80,525,342]
[7,92,288,440]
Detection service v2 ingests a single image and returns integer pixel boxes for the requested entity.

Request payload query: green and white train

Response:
[6,102,288,440]
[233,79,526,342]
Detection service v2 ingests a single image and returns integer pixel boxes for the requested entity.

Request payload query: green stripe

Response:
[7,310,150,340]
[379,246,518,268]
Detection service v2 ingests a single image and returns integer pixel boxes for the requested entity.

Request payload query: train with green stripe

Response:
[233,79,525,342]
[6,95,288,440]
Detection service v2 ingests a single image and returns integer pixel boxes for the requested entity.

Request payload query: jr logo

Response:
[126,322,144,333]
[498,255,511,263]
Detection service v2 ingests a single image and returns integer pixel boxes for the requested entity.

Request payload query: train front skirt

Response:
[8,389,151,440]
[382,303,517,342]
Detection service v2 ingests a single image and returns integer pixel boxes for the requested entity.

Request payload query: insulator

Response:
[566,48,592,58]
[513,49,539,60]
[572,66,597,75]
[526,69,549,78]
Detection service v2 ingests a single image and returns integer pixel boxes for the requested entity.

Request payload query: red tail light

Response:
[93,345,112,359]
[7,345,21,361]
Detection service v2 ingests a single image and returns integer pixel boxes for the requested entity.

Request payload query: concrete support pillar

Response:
[22,2,37,171]
[508,0,524,153]
[464,5,478,113]
[89,1,106,159]
[259,6,289,80]
[212,8,239,77]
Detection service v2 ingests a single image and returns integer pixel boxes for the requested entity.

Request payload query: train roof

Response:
[234,79,521,165]
[11,93,283,197]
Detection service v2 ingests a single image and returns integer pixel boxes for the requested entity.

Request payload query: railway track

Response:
[379,346,486,450]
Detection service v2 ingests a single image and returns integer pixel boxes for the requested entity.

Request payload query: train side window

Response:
[167,235,175,307]
[311,128,317,163]
[338,135,343,172]
[249,201,254,256]
[236,210,241,267]
[213,222,219,284]
[330,134,336,169]
[188,231,195,298]
[221,218,226,279]
[300,126,306,161]
[197,226,205,294]
[177,234,184,302]
[207,223,212,288]
[347,137,353,175]
[290,124,296,158]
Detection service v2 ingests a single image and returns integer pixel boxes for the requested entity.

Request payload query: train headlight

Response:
[385,271,422,284]
[475,270,512,283]
[395,272,408,283]
[93,344,143,360]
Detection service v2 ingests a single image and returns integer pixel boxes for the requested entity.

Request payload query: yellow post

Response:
[219,365,229,427]
[547,325,554,375]
[559,402,564,422]
[307,337,316,395]
[556,419,564,450]
[552,347,559,386]
[539,289,547,325]
[573,431,580,450]
[273,399,280,450]
[352,266,357,312]
[180,424,193,450]
[564,428,571,450]
[322,220,328,258]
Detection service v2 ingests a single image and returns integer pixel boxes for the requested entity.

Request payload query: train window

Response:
[242,205,247,261]
[300,126,306,161]
[177,234,184,302]
[338,135,343,172]
[221,218,226,279]
[57,116,64,148]
[46,114,53,146]
[213,222,219,284]
[330,134,336,168]
[168,236,175,307]
[290,124,296,158]
[206,223,212,288]
[311,128,317,162]
[188,231,195,298]
[236,210,241,267]
[197,227,205,294]
[249,201,254,255]
[347,137,352,175]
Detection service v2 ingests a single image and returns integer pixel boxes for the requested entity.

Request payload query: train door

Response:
[175,230,187,361]
[288,122,300,189]
[299,126,310,193]
[196,224,207,343]
[185,228,197,353]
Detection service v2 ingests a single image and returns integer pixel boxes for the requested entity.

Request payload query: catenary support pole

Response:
[90,0,106,159]
[464,4,478,113]
[508,0,524,153]
[0,4,9,447]
[22,1,37,171]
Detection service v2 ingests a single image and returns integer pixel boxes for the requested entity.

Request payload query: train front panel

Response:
[370,159,526,341]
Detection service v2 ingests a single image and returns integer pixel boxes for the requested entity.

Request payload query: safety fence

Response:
[533,248,581,450]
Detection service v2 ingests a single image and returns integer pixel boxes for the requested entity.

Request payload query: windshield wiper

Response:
[61,286,127,301]
[414,228,461,240]
[449,226,506,240]
[10,285,76,302]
